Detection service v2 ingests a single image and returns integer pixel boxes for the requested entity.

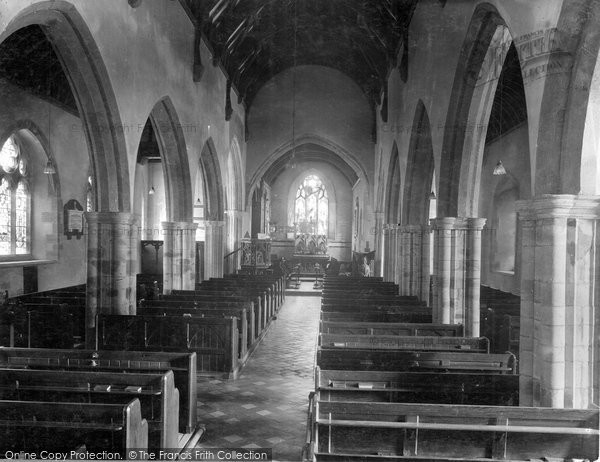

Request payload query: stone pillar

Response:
[432,217,486,330]
[432,218,456,324]
[204,220,225,279]
[397,225,431,303]
[162,221,198,294]
[465,219,486,337]
[396,226,406,289]
[373,212,385,277]
[391,225,400,285]
[517,195,600,408]
[85,212,137,348]
[382,225,391,281]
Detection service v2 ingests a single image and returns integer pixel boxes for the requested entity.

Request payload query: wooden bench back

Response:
[0,368,178,449]
[0,399,148,453]
[310,400,599,461]
[320,303,431,313]
[320,321,462,337]
[317,349,517,373]
[320,311,433,324]
[97,314,240,379]
[319,334,489,353]
[0,347,196,434]
[315,368,519,406]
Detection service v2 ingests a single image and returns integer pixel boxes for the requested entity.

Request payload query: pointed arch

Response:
[147,97,193,222]
[554,0,600,194]
[385,142,401,224]
[438,3,507,217]
[0,1,130,211]
[199,138,224,221]
[227,136,244,211]
[403,101,435,225]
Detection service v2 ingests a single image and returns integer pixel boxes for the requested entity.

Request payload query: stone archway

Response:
[403,101,435,226]
[199,138,225,279]
[437,3,507,218]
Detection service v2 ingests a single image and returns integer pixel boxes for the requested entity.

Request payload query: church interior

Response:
[0,0,599,460]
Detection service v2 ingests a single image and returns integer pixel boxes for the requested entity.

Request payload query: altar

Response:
[290,233,329,274]
[290,254,329,274]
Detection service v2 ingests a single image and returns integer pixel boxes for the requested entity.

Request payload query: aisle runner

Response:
[196,292,321,461]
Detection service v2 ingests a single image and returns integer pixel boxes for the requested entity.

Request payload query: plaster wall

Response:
[0,81,89,294]
[478,123,531,295]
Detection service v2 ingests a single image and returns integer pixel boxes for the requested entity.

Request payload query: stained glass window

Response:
[294,175,328,235]
[0,179,10,255]
[15,181,28,254]
[0,137,18,173]
[86,175,94,212]
[0,136,30,256]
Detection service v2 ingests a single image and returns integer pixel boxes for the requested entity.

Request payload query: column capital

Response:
[517,194,600,220]
[203,220,226,228]
[431,217,459,230]
[399,224,431,234]
[466,218,487,230]
[85,211,137,226]
[431,217,486,230]
[161,221,198,231]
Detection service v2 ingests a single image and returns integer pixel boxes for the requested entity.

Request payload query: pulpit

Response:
[240,237,272,273]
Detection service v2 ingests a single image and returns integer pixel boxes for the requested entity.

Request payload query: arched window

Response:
[0,136,30,256]
[294,174,328,235]
[86,175,94,212]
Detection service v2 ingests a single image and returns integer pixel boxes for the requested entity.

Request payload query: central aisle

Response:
[196,293,321,461]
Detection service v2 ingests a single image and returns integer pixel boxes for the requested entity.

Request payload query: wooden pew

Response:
[145,297,262,337]
[225,273,285,305]
[320,311,433,324]
[317,349,517,374]
[308,400,599,461]
[322,287,400,296]
[158,294,265,333]
[323,276,384,282]
[320,304,432,316]
[319,321,462,336]
[321,297,427,307]
[139,305,252,361]
[0,368,178,449]
[97,314,241,379]
[199,280,275,318]
[0,347,196,434]
[208,275,282,310]
[319,334,489,353]
[0,399,148,455]
[482,303,520,354]
[0,307,77,348]
[315,368,519,405]
[170,289,267,328]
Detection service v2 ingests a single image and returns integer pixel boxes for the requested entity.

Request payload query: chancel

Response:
[0,0,598,460]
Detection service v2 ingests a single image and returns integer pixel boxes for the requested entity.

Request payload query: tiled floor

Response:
[196,287,320,461]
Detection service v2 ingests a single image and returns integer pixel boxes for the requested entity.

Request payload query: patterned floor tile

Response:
[196,291,320,462]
